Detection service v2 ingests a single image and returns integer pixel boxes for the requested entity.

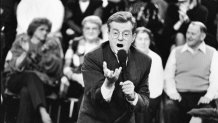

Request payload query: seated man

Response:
[4,18,63,123]
[164,21,218,123]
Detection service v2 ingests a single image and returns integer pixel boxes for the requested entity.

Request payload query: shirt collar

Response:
[181,41,206,54]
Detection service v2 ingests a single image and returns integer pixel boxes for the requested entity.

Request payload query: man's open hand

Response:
[103,61,122,87]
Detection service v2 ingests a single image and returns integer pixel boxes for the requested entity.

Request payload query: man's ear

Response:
[131,33,136,44]
[201,32,206,41]
[107,29,110,36]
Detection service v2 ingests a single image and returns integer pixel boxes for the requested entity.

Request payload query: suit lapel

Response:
[102,43,135,122]
[102,42,119,71]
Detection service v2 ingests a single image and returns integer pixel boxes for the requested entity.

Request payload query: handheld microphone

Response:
[117,50,128,81]
[118,50,134,101]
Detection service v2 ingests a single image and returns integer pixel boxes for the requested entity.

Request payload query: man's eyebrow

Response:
[123,30,131,33]
[111,28,119,31]
[111,29,131,32]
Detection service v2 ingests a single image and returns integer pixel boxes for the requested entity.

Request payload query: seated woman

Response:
[61,15,102,99]
[4,18,63,123]
[133,27,164,123]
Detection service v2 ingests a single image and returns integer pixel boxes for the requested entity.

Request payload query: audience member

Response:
[164,21,218,123]
[102,0,126,23]
[77,11,151,123]
[161,0,208,66]
[4,18,63,123]
[129,0,163,34]
[151,0,168,23]
[134,27,164,123]
[61,15,102,99]
[101,0,126,41]
[62,0,103,51]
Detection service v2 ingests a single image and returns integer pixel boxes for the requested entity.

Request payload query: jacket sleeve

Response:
[134,56,151,112]
[81,51,108,105]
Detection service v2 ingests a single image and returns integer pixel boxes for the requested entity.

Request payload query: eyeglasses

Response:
[111,30,132,40]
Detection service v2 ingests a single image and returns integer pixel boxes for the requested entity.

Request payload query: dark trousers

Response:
[7,71,47,123]
[135,96,161,123]
[164,92,216,123]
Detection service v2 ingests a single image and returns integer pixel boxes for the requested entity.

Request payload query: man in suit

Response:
[77,11,151,123]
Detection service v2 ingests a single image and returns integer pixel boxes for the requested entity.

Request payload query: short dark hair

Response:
[27,18,52,37]
[107,11,137,33]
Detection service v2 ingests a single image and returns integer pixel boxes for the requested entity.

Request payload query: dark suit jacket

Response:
[77,41,151,123]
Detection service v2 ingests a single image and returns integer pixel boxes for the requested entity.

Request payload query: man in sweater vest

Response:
[164,21,218,123]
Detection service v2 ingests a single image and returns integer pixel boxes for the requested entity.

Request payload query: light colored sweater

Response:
[175,45,213,92]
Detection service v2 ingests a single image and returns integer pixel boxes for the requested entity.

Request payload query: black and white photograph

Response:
[1,0,218,123]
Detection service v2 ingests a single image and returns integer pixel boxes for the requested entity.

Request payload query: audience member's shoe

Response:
[188,108,218,121]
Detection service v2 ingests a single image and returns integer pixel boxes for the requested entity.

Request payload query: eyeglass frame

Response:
[110,29,133,40]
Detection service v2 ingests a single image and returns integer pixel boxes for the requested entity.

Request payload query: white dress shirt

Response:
[164,42,218,100]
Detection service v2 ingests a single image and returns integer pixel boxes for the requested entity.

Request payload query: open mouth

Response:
[117,44,123,48]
